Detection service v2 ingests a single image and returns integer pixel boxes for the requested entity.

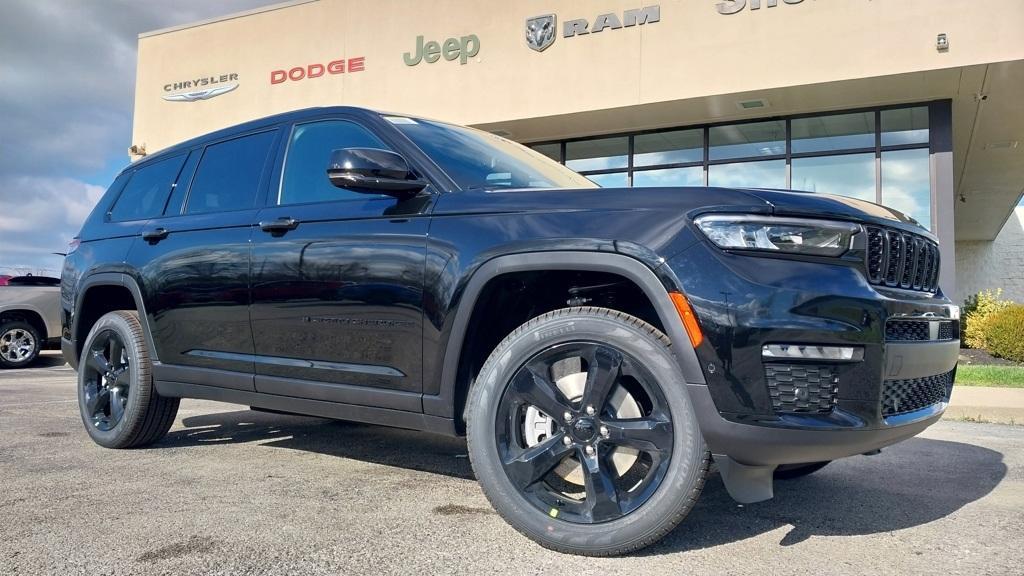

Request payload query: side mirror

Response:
[326,148,428,197]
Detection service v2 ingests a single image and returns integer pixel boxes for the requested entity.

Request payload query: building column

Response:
[930,100,956,299]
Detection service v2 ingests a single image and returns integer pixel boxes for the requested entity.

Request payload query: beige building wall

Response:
[133,0,1024,153]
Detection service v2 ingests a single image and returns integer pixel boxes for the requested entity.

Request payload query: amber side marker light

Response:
[669,292,703,349]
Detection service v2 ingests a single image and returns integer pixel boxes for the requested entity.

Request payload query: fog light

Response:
[762,344,862,361]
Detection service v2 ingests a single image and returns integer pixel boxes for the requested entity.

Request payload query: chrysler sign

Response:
[162,73,239,102]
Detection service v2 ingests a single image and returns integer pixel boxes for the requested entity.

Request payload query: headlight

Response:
[694,214,859,257]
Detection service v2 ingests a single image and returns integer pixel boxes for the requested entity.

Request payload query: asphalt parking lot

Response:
[1,352,1021,576]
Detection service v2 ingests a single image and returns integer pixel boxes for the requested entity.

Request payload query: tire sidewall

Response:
[77,312,152,448]
[0,320,41,369]
[467,310,706,553]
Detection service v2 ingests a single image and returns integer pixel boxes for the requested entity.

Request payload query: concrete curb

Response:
[945,386,1024,425]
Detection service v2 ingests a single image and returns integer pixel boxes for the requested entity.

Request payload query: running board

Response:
[714,454,776,503]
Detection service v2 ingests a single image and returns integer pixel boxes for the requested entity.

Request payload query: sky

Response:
[0,0,277,277]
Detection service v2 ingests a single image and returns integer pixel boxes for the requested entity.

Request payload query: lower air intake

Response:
[882,371,954,417]
[765,364,839,414]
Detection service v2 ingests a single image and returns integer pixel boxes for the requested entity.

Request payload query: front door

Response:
[249,117,432,411]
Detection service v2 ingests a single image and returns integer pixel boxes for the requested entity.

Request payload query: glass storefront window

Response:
[882,107,929,146]
[708,159,786,188]
[566,137,628,172]
[632,166,703,187]
[634,129,702,167]
[882,148,931,229]
[587,172,629,188]
[791,153,876,202]
[709,121,785,160]
[792,112,875,153]
[531,143,561,162]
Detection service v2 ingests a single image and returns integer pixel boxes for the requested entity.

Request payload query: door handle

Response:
[260,217,300,236]
[141,227,170,244]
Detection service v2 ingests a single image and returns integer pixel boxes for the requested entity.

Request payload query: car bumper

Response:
[689,383,945,466]
[665,241,958,466]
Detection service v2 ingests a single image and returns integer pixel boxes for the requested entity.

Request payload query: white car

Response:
[0,276,61,368]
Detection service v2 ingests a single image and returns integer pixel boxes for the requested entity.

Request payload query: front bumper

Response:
[666,239,958,467]
[689,383,945,466]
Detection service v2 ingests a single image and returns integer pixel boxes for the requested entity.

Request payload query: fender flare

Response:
[0,303,54,338]
[71,273,158,367]
[422,251,707,420]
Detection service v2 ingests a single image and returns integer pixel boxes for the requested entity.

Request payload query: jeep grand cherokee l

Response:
[62,107,959,556]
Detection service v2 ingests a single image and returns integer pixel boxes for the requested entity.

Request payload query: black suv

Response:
[62,107,959,556]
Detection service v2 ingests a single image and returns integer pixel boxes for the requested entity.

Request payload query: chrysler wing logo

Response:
[525,14,556,52]
[162,83,239,102]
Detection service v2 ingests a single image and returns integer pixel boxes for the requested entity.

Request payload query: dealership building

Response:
[132,0,1024,303]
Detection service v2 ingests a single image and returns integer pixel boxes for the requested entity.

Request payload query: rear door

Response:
[249,115,434,410]
[126,128,282,390]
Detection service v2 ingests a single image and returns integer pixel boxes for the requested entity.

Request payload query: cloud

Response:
[0,0,277,274]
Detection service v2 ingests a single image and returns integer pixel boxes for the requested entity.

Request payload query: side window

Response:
[280,120,392,205]
[108,155,186,222]
[186,131,276,214]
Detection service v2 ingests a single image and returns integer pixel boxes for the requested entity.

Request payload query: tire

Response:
[466,307,709,556]
[77,310,179,448]
[0,320,41,369]
[774,461,831,480]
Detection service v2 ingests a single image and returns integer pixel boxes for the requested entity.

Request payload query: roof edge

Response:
[138,0,318,39]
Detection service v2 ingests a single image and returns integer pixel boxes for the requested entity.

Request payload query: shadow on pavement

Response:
[161,409,474,480]
[159,409,1006,553]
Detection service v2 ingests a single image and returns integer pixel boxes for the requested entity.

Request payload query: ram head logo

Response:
[525,14,556,52]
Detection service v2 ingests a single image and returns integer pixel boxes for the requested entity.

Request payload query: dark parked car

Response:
[62,107,959,556]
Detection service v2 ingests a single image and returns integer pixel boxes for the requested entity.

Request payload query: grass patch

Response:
[956,364,1024,388]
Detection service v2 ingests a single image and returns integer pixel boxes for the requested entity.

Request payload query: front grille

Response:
[865,226,939,292]
[882,371,953,417]
[765,364,838,414]
[885,320,956,341]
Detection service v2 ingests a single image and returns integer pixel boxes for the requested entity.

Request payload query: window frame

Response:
[276,117,397,208]
[181,127,282,216]
[105,152,190,223]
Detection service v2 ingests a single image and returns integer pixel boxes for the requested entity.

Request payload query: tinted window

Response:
[565,137,628,172]
[792,112,875,153]
[709,121,786,160]
[108,155,186,221]
[634,130,702,167]
[186,131,276,214]
[280,120,390,205]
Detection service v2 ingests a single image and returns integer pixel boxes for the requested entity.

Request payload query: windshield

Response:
[387,116,596,191]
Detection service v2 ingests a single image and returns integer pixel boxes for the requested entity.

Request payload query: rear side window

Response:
[280,120,391,205]
[186,131,276,214]
[108,155,186,222]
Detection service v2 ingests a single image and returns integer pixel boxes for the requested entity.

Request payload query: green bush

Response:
[987,305,1024,363]
[962,289,1013,349]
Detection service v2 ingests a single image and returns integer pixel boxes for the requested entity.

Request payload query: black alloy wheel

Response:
[467,307,709,556]
[82,330,132,432]
[77,310,179,449]
[496,342,673,524]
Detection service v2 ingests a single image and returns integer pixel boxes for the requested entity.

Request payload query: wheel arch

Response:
[423,251,707,424]
[0,306,50,340]
[71,273,157,369]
